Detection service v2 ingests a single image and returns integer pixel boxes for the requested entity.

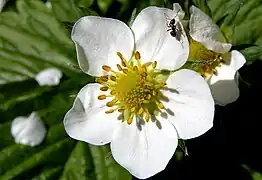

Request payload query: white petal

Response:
[111,118,178,179]
[11,112,46,147]
[173,3,185,20]
[208,50,246,106]
[131,6,189,70]
[161,69,214,139]
[35,68,62,86]
[64,83,120,145]
[71,16,135,76]
[189,6,231,53]
[0,0,7,12]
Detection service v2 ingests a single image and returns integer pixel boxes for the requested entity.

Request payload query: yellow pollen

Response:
[97,51,171,125]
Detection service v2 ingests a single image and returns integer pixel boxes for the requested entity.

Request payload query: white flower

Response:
[173,4,246,106]
[0,0,7,12]
[35,68,62,86]
[64,6,214,179]
[11,112,46,147]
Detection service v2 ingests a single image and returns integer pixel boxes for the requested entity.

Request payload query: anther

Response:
[135,51,141,60]
[146,94,151,100]
[123,69,128,74]
[152,90,157,96]
[118,108,125,112]
[116,64,122,71]
[110,76,117,81]
[117,52,123,58]
[157,102,164,109]
[131,106,136,112]
[100,76,109,81]
[100,86,108,91]
[142,65,147,72]
[102,65,111,72]
[98,95,107,100]
[152,61,157,69]
[127,114,134,125]
[105,109,114,114]
[160,82,167,87]
[110,90,116,95]
[106,101,115,107]
[145,113,150,122]
[141,72,147,77]
[138,107,144,115]
[133,66,138,71]
[96,78,104,84]
[121,60,127,67]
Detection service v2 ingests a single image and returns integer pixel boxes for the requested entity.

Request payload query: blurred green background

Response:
[1,0,262,179]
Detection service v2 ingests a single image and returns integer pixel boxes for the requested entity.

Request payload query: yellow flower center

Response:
[188,38,225,77]
[96,51,167,125]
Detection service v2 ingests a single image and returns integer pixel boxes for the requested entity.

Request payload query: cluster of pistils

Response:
[96,51,168,125]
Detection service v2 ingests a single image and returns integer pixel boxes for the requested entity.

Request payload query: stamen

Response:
[121,60,127,67]
[131,106,136,112]
[118,108,125,112]
[105,109,114,114]
[127,114,134,124]
[152,61,157,69]
[142,65,147,72]
[141,72,147,77]
[117,64,122,71]
[110,76,117,81]
[102,65,111,72]
[145,109,150,122]
[100,86,109,91]
[138,107,144,115]
[110,90,116,95]
[157,102,164,109]
[97,51,171,125]
[98,95,107,100]
[146,94,151,100]
[135,51,141,60]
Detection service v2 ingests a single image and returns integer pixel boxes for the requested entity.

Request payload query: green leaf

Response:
[0,139,75,180]
[97,0,114,15]
[192,0,212,17]
[50,0,96,23]
[31,166,63,180]
[240,45,262,65]
[242,164,262,180]
[89,144,132,180]
[0,0,79,85]
[207,0,262,46]
[59,142,94,180]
